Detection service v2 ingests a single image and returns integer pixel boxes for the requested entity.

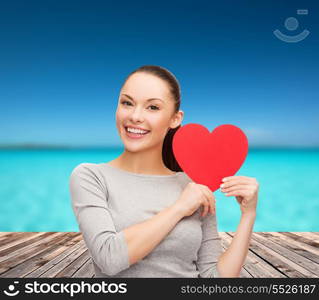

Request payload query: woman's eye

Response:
[121,100,132,106]
[149,105,159,111]
[121,101,159,111]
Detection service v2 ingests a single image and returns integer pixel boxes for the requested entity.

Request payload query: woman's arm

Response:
[125,181,216,266]
[217,175,259,277]
[216,212,256,277]
[69,163,185,276]
[123,204,184,265]
[196,210,223,278]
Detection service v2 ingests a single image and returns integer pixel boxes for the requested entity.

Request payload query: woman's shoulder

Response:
[181,171,193,181]
[69,162,108,193]
[71,162,97,174]
[70,162,106,181]
[177,171,194,187]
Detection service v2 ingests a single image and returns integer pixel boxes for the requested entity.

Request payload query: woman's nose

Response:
[130,107,144,122]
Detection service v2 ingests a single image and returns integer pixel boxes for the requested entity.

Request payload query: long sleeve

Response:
[196,212,223,278]
[69,163,130,276]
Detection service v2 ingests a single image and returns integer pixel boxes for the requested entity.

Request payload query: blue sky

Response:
[0,0,318,147]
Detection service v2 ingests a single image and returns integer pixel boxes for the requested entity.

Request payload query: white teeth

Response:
[126,127,149,134]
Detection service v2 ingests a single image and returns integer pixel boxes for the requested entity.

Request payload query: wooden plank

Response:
[72,257,95,278]
[0,232,15,239]
[0,232,52,255]
[291,232,319,244]
[253,232,319,277]
[220,232,286,278]
[0,232,62,264]
[1,232,318,278]
[1,233,80,278]
[55,251,91,278]
[25,235,84,278]
[277,232,319,255]
[0,232,19,242]
[0,233,75,276]
[282,232,319,248]
[264,232,319,264]
[0,232,34,247]
[304,232,319,237]
[39,242,88,278]
[254,233,319,276]
[228,232,306,277]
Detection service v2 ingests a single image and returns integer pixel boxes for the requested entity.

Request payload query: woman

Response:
[69,65,259,278]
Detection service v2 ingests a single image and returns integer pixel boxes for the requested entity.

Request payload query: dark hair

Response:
[121,65,183,172]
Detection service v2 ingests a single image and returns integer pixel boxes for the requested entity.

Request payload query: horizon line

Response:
[0,143,319,150]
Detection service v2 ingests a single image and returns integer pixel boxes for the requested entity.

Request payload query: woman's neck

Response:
[109,149,175,175]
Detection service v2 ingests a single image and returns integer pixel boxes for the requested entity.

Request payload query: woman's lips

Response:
[124,126,150,139]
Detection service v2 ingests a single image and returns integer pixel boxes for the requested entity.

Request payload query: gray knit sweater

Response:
[69,162,222,278]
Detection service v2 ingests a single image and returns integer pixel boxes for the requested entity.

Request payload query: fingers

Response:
[223,176,254,182]
[205,190,215,215]
[220,180,251,190]
[224,189,250,198]
[221,184,252,194]
[209,197,215,215]
[201,199,209,217]
[197,184,215,217]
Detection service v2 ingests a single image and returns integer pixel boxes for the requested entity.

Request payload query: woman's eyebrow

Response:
[122,93,164,103]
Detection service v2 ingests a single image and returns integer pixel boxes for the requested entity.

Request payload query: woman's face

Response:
[116,72,181,152]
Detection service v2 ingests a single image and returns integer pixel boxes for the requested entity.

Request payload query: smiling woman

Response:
[114,65,184,174]
[69,65,224,278]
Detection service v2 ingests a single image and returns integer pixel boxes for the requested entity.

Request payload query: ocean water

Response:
[0,148,318,232]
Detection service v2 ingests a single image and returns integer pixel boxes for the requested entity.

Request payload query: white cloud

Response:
[243,127,273,138]
[242,127,275,146]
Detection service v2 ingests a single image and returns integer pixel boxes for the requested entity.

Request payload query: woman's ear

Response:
[170,110,184,129]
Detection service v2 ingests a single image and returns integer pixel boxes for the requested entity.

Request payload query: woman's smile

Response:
[124,126,151,140]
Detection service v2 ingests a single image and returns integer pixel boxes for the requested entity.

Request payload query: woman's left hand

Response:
[220,176,259,216]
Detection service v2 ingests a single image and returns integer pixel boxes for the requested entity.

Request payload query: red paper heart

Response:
[172,123,249,192]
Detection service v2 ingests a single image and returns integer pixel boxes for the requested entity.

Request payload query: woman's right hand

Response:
[173,182,216,217]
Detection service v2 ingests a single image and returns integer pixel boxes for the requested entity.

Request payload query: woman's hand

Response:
[174,182,216,218]
[220,176,259,216]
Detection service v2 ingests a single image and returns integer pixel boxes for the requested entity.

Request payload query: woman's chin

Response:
[123,143,148,153]
[122,136,146,149]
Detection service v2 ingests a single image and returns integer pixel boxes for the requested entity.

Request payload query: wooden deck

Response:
[0,232,318,278]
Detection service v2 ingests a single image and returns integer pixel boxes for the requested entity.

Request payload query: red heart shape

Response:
[172,123,249,192]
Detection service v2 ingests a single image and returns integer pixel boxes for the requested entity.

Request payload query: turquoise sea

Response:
[0,148,318,232]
